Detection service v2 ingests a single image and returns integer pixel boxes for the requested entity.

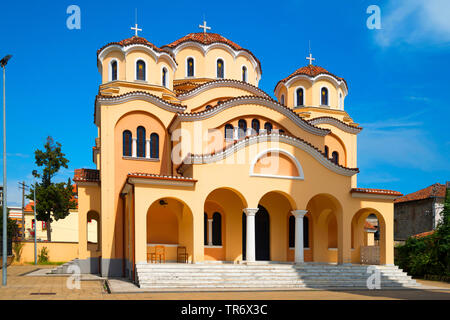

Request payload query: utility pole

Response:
[18,181,26,239]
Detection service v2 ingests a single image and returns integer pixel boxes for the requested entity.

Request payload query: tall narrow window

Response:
[324,145,329,158]
[242,66,247,82]
[162,67,167,87]
[150,133,159,158]
[331,151,339,164]
[111,60,118,81]
[212,212,222,245]
[264,122,273,134]
[238,119,247,139]
[251,119,260,134]
[280,94,285,106]
[137,126,146,158]
[136,60,146,81]
[296,88,304,106]
[321,87,329,106]
[339,93,343,109]
[217,59,224,78]
[225,124,233,140]
[123,130,132,156]
[187,58,194,77]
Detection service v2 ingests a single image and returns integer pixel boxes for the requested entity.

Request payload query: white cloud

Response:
[374,0,450,47]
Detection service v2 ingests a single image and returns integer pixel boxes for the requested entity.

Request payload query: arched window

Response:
[280,94,285,106]
[296,88,304,106]
[331,151,339,164]
[122,130,132,156]
[279,129,285,135]
[321,87,329,106]
[205,105,212,110]
[288,215,309,248]
[111,60,118,81]
[187,58,194,77]
[150,133,159,158]
[217,59,224,78]
[238,119,247,139]
[162,67,167,87]
[136,60,146,81]
[225,124,234,140]
[212,212,222,245]
[204,213,208,245]
[242,66,247,82]
[339,93,343,109]
[324,145,329,158]
[137,126,146,158]
[264,122,272,134]
[251,119,260,134]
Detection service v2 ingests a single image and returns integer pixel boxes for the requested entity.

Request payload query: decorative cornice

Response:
[308,117,363,134]
[177,133,359,177]
[169,96,330,136]
[177,79,270,100]
[95,91,186,113]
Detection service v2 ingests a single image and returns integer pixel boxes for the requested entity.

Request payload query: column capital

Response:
[291,209,307,218]
[208,218,213,223]
[243,208,259,216]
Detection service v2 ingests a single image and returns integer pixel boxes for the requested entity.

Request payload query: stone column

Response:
[243,208,259,262]
[208,218,213,246]
[292,210,307,264]
[132,138,137,157]
[145,139,150,159]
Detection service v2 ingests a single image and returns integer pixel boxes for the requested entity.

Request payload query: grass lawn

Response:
[24,261,66,266]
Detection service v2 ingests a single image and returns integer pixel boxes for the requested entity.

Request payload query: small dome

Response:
[97,36,175,59]
[277,64,347,88]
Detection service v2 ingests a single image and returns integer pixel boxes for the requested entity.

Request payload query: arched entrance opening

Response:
[146,197,193,263]
[87,211,100,252]
[351,209,386,265]
[306,194,343,263]
[204,188,247,262]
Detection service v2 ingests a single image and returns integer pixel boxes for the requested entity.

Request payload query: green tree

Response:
[0,206,19,239]
[27,136,76,241]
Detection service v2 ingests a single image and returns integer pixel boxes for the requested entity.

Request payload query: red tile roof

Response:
[394,183,446,204]
[350,188,403,196]
[276,65,347,90]
[162,33,261,72]
[364,221,377,230]
[412,230,435,239]
[97,36,176,60]
[74,169,100,183]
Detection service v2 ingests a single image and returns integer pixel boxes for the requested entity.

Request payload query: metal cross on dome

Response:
[306,53,315,65]
[131,23,142,37]
[199,20,211,34]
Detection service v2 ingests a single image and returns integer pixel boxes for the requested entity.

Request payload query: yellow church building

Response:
[74,23,403,281]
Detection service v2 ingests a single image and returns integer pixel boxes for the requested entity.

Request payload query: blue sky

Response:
[0,0,449,206]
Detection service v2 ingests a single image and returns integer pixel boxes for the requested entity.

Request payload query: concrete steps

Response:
[49,259,79,274]
[135,263,420,289]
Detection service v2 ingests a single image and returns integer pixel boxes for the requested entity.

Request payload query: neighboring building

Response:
[8,186,98,243]
[74,25,402,278]
[394,183,447,241]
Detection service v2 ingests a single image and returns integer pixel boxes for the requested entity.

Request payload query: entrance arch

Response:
[146,197,193,262]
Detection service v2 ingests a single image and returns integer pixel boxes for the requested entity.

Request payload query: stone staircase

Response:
[135,262,420,289]
[49,259,80,274]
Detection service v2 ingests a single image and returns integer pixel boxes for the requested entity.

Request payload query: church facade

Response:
[74,25,402,278]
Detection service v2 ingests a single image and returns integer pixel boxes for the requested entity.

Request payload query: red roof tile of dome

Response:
[162,33,261,72]
[276,65,347,90]
[97,36,175,60]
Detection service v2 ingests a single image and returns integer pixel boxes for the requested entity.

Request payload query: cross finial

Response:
[306,53,315,65]
[199,20,211,34]
[131,23,142,37]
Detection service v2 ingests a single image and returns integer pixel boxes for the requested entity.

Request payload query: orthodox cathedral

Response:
[74,22,401,279]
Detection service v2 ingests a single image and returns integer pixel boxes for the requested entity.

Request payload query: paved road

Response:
[1,265,449,300]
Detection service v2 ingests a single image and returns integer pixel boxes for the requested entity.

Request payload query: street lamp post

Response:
[1,54,12,286]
